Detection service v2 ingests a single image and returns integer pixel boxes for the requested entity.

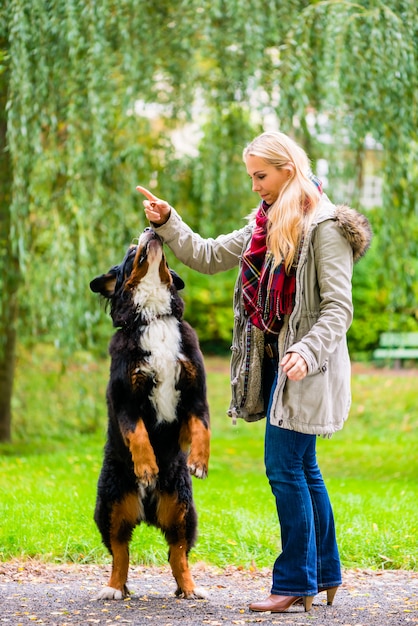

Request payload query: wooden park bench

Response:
[373,332,418,368]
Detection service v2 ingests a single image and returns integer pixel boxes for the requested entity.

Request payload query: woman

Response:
[136,131,372,613]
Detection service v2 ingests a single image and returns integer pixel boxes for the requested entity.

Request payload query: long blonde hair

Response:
[243,131,321,273]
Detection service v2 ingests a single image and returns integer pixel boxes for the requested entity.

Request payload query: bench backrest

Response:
[379,332,418,348]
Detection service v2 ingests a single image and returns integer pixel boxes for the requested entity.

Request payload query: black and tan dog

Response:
[90,228,210,600]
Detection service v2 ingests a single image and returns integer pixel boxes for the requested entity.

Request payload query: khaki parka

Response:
[152,194,372,437]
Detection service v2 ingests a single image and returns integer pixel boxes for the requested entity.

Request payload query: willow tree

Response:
[0,0,204,441]
[277,0,417,304]
[1,0,416,441]
[0,44,15,442]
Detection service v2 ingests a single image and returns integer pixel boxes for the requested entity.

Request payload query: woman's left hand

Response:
[280,352,308,381]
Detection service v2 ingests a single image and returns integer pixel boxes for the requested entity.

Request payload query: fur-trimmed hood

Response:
[333,204,372,263]
[315,198,373,263]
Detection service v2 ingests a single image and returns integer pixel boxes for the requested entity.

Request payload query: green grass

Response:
[0,349,417,571]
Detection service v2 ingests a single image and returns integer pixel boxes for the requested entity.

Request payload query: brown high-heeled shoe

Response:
[318,585,338,605]
[249,594,314,613]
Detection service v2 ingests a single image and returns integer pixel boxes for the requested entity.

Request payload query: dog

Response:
[89,227,210,600]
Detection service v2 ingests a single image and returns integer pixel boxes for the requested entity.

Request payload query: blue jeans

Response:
[264,416,342,596]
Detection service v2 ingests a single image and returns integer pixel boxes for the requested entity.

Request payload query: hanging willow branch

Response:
[1,0,417,349]
[278,0,417,306]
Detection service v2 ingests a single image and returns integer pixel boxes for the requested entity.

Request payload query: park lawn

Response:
[0,350,417,571]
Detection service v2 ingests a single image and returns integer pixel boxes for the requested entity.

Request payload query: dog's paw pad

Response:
[96,586,124,600]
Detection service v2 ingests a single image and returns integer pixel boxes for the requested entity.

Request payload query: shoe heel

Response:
[326,586,338,606]
[303,595,314,612]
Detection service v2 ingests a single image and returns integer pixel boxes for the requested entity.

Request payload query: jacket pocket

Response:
[282,366,329,425]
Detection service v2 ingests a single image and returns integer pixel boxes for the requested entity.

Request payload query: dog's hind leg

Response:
[96,492,141,600]
[157,492,207,599]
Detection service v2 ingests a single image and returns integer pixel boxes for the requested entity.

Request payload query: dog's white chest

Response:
[140,317,182,423]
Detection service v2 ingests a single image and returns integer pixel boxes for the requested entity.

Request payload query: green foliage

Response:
[1,0,416,356]
[186,106,260,237]
[177,266,237,347]
[348,207,418,357]
[0,350,417,570]
[278,0,417,307]
[0,0,417,442]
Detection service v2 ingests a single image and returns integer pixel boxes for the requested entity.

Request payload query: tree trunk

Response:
[0,44,18,443]
[0,303,17,443]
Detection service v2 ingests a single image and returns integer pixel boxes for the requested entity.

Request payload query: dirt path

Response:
[1,561,417,625]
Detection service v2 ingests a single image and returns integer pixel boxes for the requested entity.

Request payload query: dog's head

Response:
[90,228,185,327]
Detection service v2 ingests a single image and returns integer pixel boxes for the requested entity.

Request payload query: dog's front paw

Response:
[135,462,159,488]
[96,585,128,600]
[187,460,208,479]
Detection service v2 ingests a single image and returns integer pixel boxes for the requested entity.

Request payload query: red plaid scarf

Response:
[241,201,296,336]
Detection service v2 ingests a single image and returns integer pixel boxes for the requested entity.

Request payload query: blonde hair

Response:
[243,131,321,272]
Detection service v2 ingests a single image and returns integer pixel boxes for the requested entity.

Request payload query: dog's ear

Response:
[170,270,185,291]
[90,268,118,297]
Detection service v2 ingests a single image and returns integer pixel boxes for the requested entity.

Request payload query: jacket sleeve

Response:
[151,208,252,275]
[289,219,354,373]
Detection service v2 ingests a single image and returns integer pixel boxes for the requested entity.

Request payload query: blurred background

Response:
[0,0,417,442]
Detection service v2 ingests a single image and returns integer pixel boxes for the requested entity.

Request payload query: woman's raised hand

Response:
[136,185,171,225]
